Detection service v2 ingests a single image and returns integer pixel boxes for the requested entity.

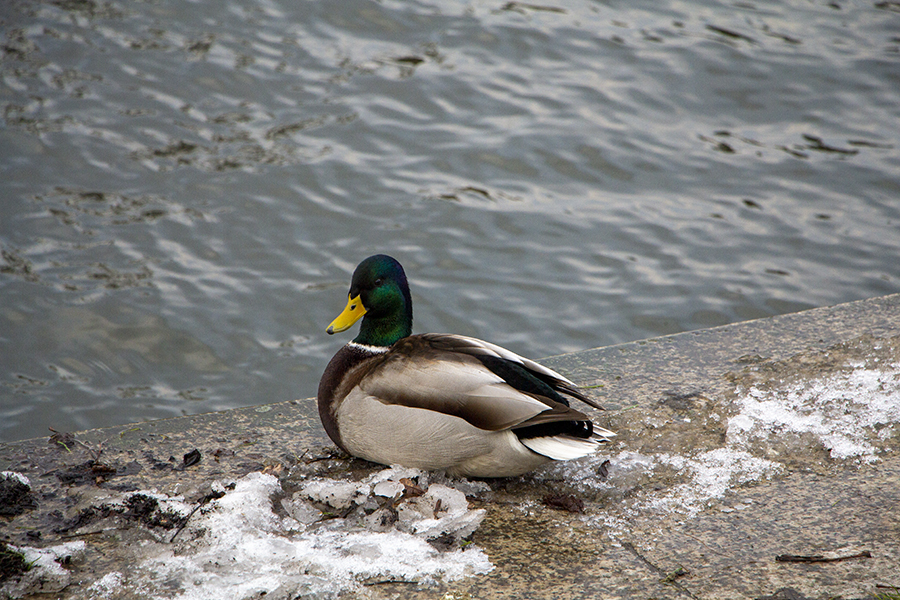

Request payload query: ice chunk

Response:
[280,495,322,525]
[0,541,85,598]
[1,471,30,487]
[397,483,485,540]
[373,479,405,499]
[300,478,366,511]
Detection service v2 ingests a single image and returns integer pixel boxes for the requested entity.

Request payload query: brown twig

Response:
[169,489,226,543]
[775,551,872,563]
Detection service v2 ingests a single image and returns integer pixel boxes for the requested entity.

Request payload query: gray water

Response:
[1,0,898,443]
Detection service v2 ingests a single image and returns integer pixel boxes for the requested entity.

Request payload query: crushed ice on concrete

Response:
[728,362,900,463]
[55,467,491,600]
[1,472,88,599]
[84,571,125,600]
[643,449,781,515]
[546,362,900,517]
[0,541,86,599]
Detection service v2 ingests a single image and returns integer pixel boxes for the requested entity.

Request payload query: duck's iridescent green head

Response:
[326,254,413,347]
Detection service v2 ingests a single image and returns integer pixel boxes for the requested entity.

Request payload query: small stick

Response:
[169,490,225,543]
[776,551,872,563]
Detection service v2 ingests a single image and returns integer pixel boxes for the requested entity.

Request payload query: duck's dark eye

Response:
[373,277,384,287]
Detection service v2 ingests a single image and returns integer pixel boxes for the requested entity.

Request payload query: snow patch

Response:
[729,364,900,462]
[0,541,86,599]
[643,363,900,514]
[545,362,900,518]
[91,468,491,599]
[85,571,125,599]
[646,449,781,515]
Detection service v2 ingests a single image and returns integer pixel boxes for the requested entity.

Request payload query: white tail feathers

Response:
[520,427,615,461]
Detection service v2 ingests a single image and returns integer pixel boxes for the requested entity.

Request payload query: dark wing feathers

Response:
[420,333,603,410]
[470,353,574,407]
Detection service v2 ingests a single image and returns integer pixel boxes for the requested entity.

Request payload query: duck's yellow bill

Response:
[326,294,366,334]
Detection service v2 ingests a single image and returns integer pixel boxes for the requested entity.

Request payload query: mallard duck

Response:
[317,254,614,478]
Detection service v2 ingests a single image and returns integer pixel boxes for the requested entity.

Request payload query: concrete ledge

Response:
[2,294,899,599]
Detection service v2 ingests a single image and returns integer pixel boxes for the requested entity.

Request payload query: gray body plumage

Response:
[318,333,614,478]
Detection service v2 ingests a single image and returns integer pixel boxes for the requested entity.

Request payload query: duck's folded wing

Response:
[418,333,604,410]
[359,336,588,432]
[359,357,547,431]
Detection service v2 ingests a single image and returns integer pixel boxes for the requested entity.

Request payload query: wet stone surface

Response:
[1,294,899,599]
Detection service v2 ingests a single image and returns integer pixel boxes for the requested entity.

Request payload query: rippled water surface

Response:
[1,0,898,442]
